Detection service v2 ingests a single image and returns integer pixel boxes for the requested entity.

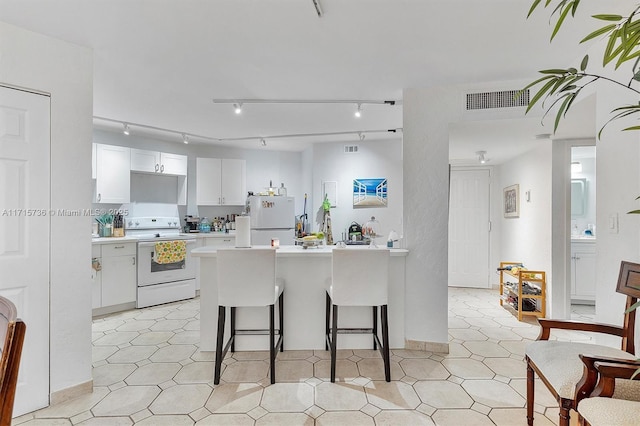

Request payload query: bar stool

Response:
[325,248,390,382]
[214,248,284,385]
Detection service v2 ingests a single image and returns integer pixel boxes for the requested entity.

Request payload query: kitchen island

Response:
[192,245,408,351]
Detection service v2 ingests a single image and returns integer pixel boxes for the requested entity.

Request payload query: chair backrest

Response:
[331,248,389,306]
[216,248,277,307]
[0,296,26,426]
[616,261,640,354]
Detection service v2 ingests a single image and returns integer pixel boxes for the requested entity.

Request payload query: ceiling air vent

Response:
[344,145,359,153]
[466,89,529,110]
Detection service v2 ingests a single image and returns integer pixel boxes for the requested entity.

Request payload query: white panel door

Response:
[448,169,490,288]
[0,86,50,415]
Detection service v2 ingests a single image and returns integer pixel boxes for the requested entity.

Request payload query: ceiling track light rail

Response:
[212,98,398,106]
[94,116,402,145]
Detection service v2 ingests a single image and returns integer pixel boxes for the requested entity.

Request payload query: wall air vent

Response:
[344,145,359,153]
[466,89,529,110]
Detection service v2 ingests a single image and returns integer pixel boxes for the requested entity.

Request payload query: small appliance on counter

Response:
[184,215,200,233]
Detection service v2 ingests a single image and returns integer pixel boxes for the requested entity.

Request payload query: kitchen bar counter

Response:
[193,245,408,351]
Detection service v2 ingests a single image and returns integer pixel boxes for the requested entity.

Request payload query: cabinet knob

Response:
[160,164,165,173]
[97,193,101,202]
[155,163,160,172]
[132,257,136,265]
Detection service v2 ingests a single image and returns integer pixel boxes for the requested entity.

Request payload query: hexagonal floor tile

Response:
[261,383,314,413]
[364,381,421,410]
[413,381,473,409]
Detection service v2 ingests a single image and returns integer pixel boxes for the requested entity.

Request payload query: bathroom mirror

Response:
[571,178,586,217]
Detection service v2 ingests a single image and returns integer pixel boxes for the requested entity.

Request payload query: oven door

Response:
[137,239,197,286]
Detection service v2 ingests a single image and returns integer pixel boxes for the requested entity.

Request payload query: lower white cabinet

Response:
[194,235,235,291]
[93,242,137,309]
[571,240,596,303]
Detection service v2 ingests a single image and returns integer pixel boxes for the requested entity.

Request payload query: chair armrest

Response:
[537,318,625,341]
[575,354,640,403]
[592,360,640,398]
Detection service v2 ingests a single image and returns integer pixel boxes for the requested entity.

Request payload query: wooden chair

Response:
[0,296,26,426]
[576,356,640,426]
[525,260,639,426]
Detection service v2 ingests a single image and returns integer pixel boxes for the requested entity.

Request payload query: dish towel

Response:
[154,240,187,264]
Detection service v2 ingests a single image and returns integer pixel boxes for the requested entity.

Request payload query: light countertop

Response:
[92,232,234,244]
[192,244,409,258]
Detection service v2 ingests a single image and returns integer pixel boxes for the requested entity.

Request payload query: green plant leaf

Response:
[554,93,574,131]
[625,300,640,313]
[539,68,571,74]
[581,24,616,43]
[551,3,574,41]
[592,14,623,22]
[623,125,640,131]
[526,77,560,113]
[580,55,589,71]
[527,0,543,18]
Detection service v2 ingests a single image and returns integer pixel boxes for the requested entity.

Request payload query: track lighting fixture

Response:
[94,116,403,145]
[476,151,487,164]
[355,103,362,118]
[233,103,243,115]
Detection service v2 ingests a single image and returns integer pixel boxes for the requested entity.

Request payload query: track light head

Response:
[260,138,267,147]
[476,150,487,164]
[354,103,362,118]
[233,103,243,115]
[182,134,189,144]
[123,123,130,135]
[358,132,365,141]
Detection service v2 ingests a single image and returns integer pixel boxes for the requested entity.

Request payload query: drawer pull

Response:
[114,245,125,249]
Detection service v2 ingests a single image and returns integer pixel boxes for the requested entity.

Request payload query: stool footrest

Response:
[235,329,282,336]
[336,327,374,334]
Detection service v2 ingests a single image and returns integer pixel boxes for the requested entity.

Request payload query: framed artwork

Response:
[353,178,387,208]
[503,184,520,218]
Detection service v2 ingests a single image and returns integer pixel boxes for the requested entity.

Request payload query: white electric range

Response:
[123,203,197,308]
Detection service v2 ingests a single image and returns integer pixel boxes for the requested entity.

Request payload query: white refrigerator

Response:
[248,195,296,245]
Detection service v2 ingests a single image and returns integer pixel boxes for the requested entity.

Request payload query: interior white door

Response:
[0,86,51,415]
[448,169,490,288]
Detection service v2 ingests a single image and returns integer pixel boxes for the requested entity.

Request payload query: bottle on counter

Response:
[278,183,287,196]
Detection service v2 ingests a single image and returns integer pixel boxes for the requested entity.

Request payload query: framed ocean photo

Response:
[353,178,388,208]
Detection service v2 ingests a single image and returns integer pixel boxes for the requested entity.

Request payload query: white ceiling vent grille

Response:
[344,145,359,153]
[466,89,529,110]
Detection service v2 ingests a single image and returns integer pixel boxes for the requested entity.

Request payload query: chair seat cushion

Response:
[578,397,640,426]
[525,341,636,399]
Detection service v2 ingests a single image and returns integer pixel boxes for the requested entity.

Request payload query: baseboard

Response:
[405,339,449,353]
[92,302,136,318]
[50,379,93,405]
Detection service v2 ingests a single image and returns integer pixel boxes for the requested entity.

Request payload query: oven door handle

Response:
[138,240,197,247]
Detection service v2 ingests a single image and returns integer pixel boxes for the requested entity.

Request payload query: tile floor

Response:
[13,288,597,426]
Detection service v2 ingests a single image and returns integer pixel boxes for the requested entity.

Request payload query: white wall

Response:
[0,22,94,395]
[311,139,403,243]
[498,143,554,312]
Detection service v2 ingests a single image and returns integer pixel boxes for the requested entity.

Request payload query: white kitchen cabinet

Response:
[196,157,246,206]
[95,143,131,204]
[131,148,187,175]
[571,239,596,303]
[100,242,137,307]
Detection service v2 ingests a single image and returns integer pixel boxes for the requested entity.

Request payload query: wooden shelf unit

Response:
[498,261,546,321]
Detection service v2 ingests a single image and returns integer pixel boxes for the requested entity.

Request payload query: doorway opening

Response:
[570,145,596,320]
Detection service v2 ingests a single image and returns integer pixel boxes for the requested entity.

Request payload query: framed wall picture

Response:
[503,184,520,218]
[353,178,388,208]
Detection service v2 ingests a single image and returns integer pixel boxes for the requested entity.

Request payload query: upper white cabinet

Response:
[196,158,246,206]
[94,143,130,204]
[131,148,187,176]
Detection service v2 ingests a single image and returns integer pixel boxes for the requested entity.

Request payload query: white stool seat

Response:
[214,248,284,385]
[326,248,391,382]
